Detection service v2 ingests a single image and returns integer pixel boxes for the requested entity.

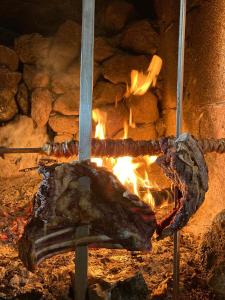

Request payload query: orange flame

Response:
[92,111,157,208]
[126,55,163,97]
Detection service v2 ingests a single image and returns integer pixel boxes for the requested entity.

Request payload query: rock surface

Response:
[102,1,135,33]
[0,89,18,122]
[51,61,101,94]
[128,123,157,140]
[128,92,159,124]
[94,37,115,62]
[48,20,81,72]
[48,114,79,134]
[15,34,51,66]
[96,103,128,138]
[121,20,159,55]
[0,68,21,90]
[114,123,157,140]
[0,116,48,177]
[54,133,74,143]
[23,65,49,90]
[103,54,149,84]
[93,81,125,107]
[199,209,225,297]
[0,45,19,71]
[16,83,30,115]
[31,88,53,127]
[53,89,79,115]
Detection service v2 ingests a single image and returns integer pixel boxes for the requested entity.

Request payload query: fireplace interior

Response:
[0,0,225,299]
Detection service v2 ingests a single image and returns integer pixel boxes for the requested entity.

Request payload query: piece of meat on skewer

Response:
[18,161,156,271]
[156,133,208,239]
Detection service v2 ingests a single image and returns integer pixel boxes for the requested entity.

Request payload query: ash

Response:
[0,175,215,300]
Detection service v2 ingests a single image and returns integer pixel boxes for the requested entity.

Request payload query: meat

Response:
[18,161,156,271]
[156,133,208,239]
[41,137,225,158]
[42,138,162,158]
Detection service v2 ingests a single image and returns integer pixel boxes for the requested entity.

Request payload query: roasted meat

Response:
[19,161,156,271]
[156,133,208,239]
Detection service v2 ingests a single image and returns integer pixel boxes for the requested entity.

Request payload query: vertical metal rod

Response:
[174,0,186,299]
[78,0,95,161]
[75,0,95,300]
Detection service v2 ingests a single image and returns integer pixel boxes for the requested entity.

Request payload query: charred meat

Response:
[19,161,156,271]
[156,133,208,239]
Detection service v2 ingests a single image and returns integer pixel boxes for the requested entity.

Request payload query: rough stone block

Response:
[23,65,49,90]
[102,1,135,33]
[15,34,51,67]
[53,89,79,116]
[31,88,53,127]
[93,81,125,107]
[0,45,19,71]
[51,61,101,94]
[0,116,48,177]
[48,20,81,72]
[94,37,115,62]
[128,92,159,124]
[48,114,79,134]
[0,89,18,122]
[54,133,74,143]
[103,54,149,84]
[0,68,21,90]
[16,83,30,115]
[95,103,128,138]
[121,20,159,55]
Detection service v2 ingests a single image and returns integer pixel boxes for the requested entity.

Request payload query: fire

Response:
[91,109,106,167]
[126,55,163,97]
[92,110,157,208]
[91,54,163,208]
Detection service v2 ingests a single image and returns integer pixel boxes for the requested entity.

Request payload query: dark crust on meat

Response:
[19,161,156,271]
[156,134,208,239]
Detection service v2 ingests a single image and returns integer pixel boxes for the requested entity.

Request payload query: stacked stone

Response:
[0,0,164,144]
[0,46,21,122]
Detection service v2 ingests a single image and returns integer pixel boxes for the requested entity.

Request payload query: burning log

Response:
[18,161,156,271]
[156,134,208,239]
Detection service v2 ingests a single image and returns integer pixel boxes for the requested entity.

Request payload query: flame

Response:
[92,110,157,208]
[144,155,158,165]
[126,55,163,97]
[92,109,106,140]
[91,109,107,167]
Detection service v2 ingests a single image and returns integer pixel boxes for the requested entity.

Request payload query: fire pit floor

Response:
[0,174,215,299]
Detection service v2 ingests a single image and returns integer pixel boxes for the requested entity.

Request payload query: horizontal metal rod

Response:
[0,147,42,154]
[1,137,225,157]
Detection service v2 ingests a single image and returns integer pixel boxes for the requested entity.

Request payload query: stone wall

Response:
[0,0,168,178]
[2,0,224,236]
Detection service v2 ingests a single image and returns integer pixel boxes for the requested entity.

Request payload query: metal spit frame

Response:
[174,1,187,299]
[0,1,187,299]
[75,0,187,299]
[75,0,95,299]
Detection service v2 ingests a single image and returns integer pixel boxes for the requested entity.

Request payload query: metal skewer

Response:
[74,0,95,299]
[174,0,187,299]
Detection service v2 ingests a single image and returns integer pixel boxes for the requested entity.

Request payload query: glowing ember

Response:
[126,55,163,97]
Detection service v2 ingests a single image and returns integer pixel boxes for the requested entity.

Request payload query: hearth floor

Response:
[0,174,215,299]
